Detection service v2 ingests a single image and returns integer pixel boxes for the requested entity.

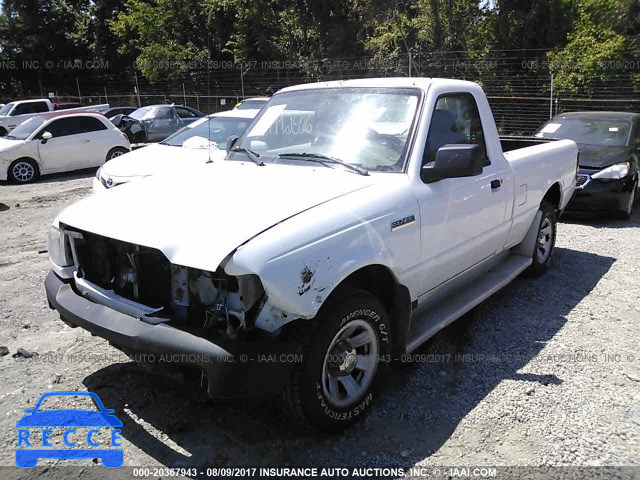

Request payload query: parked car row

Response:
[0,99,265,185]
[94,108,259,191]
[0,98,110,136]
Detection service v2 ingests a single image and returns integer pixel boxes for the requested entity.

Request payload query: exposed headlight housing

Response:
[48,225,74,267]
[591,162,630,181]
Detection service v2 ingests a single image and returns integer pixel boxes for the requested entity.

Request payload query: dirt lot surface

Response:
[0,171,639,477]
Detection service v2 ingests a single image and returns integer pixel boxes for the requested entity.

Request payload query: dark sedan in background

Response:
[536,111,640,220]
[111,104,204,144]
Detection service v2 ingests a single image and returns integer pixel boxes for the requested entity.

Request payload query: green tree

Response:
[0,0,94,96]
[110,0,210,82]
[548,0,634,94]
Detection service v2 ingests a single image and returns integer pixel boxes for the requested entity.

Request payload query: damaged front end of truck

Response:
[45,224,303,399]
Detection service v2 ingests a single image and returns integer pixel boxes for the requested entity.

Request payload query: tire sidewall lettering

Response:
[312,304,389,423]
[339,308,388,344]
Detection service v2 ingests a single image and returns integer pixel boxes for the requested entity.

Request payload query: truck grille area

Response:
[72,230,170,308]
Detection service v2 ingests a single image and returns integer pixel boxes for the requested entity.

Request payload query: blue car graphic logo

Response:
[15,391,123,468]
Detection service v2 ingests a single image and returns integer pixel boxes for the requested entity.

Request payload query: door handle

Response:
[491,179,502,190]
[81,140,91,143]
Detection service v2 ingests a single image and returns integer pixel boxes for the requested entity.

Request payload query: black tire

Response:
[525,201,557,277]
[8,158,40,184]
[619,181,637,221]
[285,288,391,432]
[105,147,129,162]
[0,127,7,137]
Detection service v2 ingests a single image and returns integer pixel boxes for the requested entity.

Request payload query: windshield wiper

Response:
[232,147,265,166]
[276,152,369,176]
[5,135,18,140]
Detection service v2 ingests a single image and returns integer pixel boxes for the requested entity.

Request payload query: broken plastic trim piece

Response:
[74,273,168,325]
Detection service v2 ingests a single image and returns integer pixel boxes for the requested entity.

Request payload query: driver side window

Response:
[40,118,84,138]
[156,108,174,120]
[423,93,487,166]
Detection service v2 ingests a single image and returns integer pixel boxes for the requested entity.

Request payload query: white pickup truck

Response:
[0,99,109,136]
[45,78,577,432]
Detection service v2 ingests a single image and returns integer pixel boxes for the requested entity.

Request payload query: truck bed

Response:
[500,135,556,153]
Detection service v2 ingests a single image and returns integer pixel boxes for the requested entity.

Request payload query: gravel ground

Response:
[0,171,638,477]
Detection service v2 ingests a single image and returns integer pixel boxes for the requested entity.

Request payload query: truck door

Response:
[7,101,49,130]
[415,92,510,295]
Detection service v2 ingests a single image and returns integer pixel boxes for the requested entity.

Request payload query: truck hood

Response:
[56,161,377,271]
[100,143,225,179]
[577,144,630,169]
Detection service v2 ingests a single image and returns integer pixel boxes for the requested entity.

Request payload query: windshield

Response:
[536,117,632,147]
[129,106,160,121]
[0,103,15,116]
[162,116,254,149]
[231,87,421,172]
[6,116,47,140]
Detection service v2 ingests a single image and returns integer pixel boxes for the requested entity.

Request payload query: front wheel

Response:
[620,181,637,221]
[105,147,129,162]
[8,158,40,183]
[285,289,391,432]
[525,201,557,277]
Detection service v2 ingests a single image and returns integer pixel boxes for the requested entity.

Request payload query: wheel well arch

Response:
[543,182,562,210]
[8,157,40,175]
[324,264,412,355]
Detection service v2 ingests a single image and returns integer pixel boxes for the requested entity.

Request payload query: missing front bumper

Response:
[45,271,299,399]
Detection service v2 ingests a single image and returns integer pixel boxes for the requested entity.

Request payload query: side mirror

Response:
[41,131,53,143]
[421,144,484,183]
[226,135,239,154]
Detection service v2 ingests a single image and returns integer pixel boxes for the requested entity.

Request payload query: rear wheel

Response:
[0,127,7,137]
[525,201,557,277]
[285,289,391,432]
[8,158,40,183]
[105,147,129,162]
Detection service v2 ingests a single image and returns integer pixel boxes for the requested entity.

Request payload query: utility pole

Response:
[549,74,554,119]
[134,71,142,107]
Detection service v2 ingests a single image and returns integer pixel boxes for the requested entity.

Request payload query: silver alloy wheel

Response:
[321,319,379,408]
[12,161,35,182]
[536,217,553,263]
[109,149,125,159]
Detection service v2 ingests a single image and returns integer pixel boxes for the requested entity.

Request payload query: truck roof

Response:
[277,77,480,94]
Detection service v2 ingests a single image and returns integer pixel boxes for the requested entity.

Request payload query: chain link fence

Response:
[4,52,639,135]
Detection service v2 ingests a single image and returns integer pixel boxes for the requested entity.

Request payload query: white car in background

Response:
[0,112,130,183]
[93,109,259,192]
[233,97,269,110]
